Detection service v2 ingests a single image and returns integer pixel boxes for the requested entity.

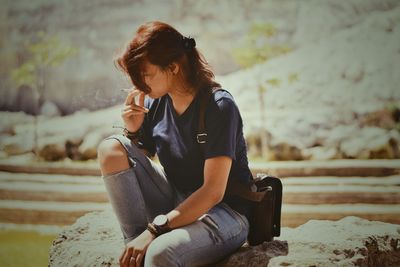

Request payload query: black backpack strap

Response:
[197,87,222,146]
[196,87,263,201]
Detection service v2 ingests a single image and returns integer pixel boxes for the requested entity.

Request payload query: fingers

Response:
[122,107,148,118]
[120,248,131,267]
[122,250,136,267]
[138,92,145,107]
[123,105,149,113]
[124,89,141,105]
[136,253,144,267]
[119,250,126,266]
[122,110,145,118]
[129,255,136,267]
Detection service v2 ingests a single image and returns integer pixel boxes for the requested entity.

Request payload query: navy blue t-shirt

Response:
[139,88,253,220]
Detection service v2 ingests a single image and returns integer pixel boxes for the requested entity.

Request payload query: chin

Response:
[150,92,167,99]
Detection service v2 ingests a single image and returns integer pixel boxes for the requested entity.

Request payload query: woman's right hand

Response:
[122,89,149,133]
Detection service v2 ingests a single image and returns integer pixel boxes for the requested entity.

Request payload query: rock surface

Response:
[0,107,121,160]
[49,209,400,266]
[220,4,400,160]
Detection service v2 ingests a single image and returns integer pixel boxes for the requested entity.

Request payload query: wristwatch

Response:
[123,127,142,139]
[147,214,171,237]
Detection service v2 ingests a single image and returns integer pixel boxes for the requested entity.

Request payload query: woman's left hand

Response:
[119,230,155,267]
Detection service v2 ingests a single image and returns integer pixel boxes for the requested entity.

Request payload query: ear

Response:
[169,63,179,75]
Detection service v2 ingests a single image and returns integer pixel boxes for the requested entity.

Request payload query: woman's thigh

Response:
[144,202,249,267]
[104,134,179,219]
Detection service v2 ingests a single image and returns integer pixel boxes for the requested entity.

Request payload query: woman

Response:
[98,21,253,267]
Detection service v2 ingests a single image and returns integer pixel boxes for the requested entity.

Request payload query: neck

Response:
[168,87,196,116]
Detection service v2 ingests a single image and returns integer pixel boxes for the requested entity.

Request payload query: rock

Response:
[49,208,125,267]
[301,146,340,160]
[340,127,398,159]
[40,101,61,117]
[65,138,84,161]
[38,143,67,161]
[268,142,305,161]
[0,111,34,135]
[221,3,400,161]
[323,124,360,148]
[215,240,289,267]
[0,106,121,160]
[49,210,400,266]
[388,129,400,158]
[37,135,83,161]
[268,216,400,267]
[1,133,35,155]
[3,1,400,161]
[78,127,112,160]
[359,108,397,129]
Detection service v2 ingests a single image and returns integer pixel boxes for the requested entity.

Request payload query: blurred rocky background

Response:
[1,0,400,162]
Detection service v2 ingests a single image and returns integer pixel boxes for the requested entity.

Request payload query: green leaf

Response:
[11,32,78,90]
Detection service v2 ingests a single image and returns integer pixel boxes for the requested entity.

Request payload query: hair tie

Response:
[182,36,196,51]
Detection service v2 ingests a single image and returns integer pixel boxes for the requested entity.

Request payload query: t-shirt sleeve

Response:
[204,97,241,161]
[138,97,156,157]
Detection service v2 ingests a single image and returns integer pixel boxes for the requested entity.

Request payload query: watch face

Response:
[153,215,168,226]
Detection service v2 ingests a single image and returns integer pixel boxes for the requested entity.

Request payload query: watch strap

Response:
[147,222,171,237]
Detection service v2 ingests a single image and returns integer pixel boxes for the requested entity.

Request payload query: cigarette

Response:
[120,88,133,93]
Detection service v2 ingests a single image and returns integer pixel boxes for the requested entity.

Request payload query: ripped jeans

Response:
[102,134,249,267]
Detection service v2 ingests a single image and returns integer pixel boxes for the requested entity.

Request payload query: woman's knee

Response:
[97,138,130,175]
[144,234,185,267]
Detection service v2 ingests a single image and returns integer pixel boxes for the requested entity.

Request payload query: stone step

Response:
[1,200,398,228]
[250,159,400,177]
[1,159,399,177]
[1,189,398,204]
[0,171,101,184]
[1,187,399,204]
[1,175,399,204]
[0,200,110,225]
[283,192,400,204]
[2,171,399,186]
[0,189,109,203]
[281,175,400,185]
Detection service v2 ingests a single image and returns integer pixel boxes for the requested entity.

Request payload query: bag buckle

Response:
[196,133,207,144]
[256,173,268,179]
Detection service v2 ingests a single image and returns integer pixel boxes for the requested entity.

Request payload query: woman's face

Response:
[141,61,173,99]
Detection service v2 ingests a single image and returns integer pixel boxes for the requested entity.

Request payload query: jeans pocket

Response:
[201,204,246,245]
[220,203,249,230]
[200,214,219,230]
[221,203,251,242]
[199,214,221,244]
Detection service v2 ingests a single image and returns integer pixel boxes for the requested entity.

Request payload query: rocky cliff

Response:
[49,209,400,266]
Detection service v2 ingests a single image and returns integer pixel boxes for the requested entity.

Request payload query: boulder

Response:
[40,101,62,117]
[38,143,68,161]
[78,126,114,160]
[340,127,399,159]
[1,133,35,156]
[49,209,400,266]
[301,146,340,160]
[0,111,34,135]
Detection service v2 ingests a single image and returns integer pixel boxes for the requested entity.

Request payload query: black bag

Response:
[246,174,282,245]
[223,173,282,245]
[197,87,283,246]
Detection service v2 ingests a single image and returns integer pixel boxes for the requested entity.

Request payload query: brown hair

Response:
[115,21,220,96]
